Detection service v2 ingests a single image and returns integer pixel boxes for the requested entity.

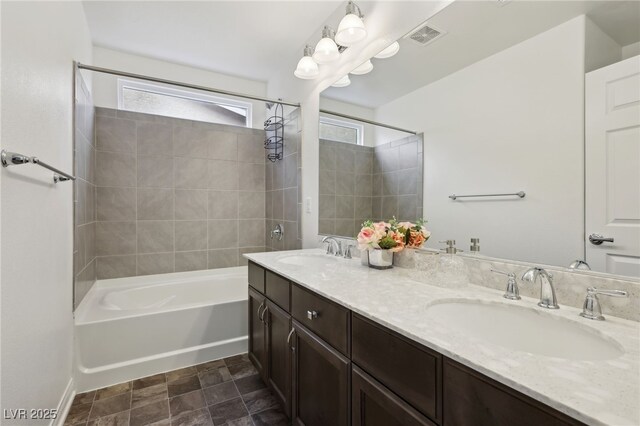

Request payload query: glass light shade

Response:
[374,41,400,59]
[313,37,340,64]
[351,60,373,75]
[331,75,351,87]
[294,56,319,79]
[335,14,367,46]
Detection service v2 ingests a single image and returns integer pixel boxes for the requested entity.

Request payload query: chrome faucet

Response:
[322,236,342,257]
[491,269,520,300]
[580,287,628,321]
[521,267,559,309]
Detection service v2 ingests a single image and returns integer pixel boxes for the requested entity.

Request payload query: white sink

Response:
[277,253,340,267]
[424,300,624,361]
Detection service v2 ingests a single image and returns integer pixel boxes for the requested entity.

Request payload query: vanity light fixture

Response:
[374,41,400,59]
[351,59,373,75]
[335,1,367,47]
[313,26,340,64]
[331,74,351,87]
[294,45,320,79]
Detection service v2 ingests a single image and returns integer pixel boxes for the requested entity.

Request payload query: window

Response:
[117,79,252,127]
[319,117,364,145]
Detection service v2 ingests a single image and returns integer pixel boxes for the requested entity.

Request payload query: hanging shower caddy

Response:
[264,102,284,162]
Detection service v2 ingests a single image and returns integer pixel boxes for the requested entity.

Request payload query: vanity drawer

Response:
[291,284,350,355]
[352,314,441,423]
[266,270,291,311]
[248,261,265,293]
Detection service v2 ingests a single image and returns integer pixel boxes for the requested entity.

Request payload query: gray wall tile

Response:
[238,220,265,248]
[208,249,239,269]
[138,122,173,157]
[208,191,238,219]
[137,188,174,220]
[175,190,207,220]
[208,220,238,249]
[283,188,297,222]
[208,131,237,161]
[175,220,207,251]
[96,151,136,187]
[174,125,209,158]
[237,133,265,164]
[237,163,265,191]
[238,192,266,219]
[175,157,209,189]
[96,115,136,153]
[335,172,355,196]
[319,195,336,219]
[97,187,136,221]
[97,255,136,279]
[96,221,136,256]
[138,221,174,253]
[137,253,174,276]
[336,196,355,219]
[137,156,174,188]
[209,160,238,190]
[175,251,208,272]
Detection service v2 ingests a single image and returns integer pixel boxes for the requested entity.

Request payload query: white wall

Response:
[376,16,587,266]
[622,41,640,60]
[1,1,92,423]
[91,47,268,129]
[585,17,621,73]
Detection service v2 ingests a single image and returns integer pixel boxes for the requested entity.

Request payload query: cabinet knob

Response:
[307,310,318,320]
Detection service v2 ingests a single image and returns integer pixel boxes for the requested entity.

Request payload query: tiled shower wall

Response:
[265,108,302,251]
[318,134,424,238]
[318,139,374,238]
[94,107,267,279]
[372,135,424,222]
[74,72,97,308]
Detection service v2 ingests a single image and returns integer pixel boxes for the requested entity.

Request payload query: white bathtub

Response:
[74,267,248,392]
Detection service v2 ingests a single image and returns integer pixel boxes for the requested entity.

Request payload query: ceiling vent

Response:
[404,23,446,46]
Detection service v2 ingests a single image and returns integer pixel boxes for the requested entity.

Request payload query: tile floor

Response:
[64,354,289,426]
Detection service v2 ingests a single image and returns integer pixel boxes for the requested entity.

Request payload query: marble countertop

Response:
[245,249,640,426]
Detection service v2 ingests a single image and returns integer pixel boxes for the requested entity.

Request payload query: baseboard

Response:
[51,378,75,426]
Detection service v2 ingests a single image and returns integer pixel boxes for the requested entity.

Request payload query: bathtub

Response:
[74,267,248,392]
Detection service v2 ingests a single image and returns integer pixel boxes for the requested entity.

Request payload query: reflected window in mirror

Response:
[319,116,363,145]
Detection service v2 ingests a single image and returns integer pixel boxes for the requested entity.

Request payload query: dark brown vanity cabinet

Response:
[352,366,436,426]
[248,287,267,381]
[247,262,586,426]
[265,300,292,417]
[291,321,350,426]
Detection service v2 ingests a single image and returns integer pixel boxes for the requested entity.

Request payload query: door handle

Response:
[286,328,296,351]
[260,304,268,323]
[256,301,265,321]
[589,233,614,245]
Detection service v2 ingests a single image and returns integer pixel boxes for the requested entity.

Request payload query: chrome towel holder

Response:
[1,149,76,183]
[449,191,525,200]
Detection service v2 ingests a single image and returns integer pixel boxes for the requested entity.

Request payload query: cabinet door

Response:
[352,366,437,426]
[292,321,350,426]
[248,287,267,381]
[443,358,585,426]
[265,300,292,417]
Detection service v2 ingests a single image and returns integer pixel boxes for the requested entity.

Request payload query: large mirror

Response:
[319,0,640,278]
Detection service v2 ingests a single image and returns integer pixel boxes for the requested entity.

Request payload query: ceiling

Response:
[82,1,342,82]
[322,0,640,108]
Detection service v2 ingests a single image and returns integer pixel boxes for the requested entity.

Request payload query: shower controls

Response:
[271,224,284,241]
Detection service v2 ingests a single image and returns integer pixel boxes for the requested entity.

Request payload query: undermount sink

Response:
[277,253,340,267]
[424,300,624,361]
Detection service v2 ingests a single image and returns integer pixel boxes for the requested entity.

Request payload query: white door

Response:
[585,55,640,278]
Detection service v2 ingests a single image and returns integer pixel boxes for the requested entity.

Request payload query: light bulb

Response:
[351,60,373,75]
[331,75,351,88]
[294,46,319,79]
[374,41,399,59]
[335,13,367,47]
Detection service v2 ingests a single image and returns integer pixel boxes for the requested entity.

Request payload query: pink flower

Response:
[357,227,379,250]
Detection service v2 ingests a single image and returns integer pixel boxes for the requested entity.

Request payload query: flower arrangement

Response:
[357,218,430,253]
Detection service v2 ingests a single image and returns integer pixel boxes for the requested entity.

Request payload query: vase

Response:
[367,249,394,270]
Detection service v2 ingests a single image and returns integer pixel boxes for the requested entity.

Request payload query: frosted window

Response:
[319,121,361,144]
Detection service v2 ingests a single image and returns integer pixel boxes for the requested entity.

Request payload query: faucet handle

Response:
[491,269,521,300]
[580,287,628,321]
[343,244,355,259]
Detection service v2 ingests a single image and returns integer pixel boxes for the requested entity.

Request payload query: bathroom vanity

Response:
[244,251,639,425]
